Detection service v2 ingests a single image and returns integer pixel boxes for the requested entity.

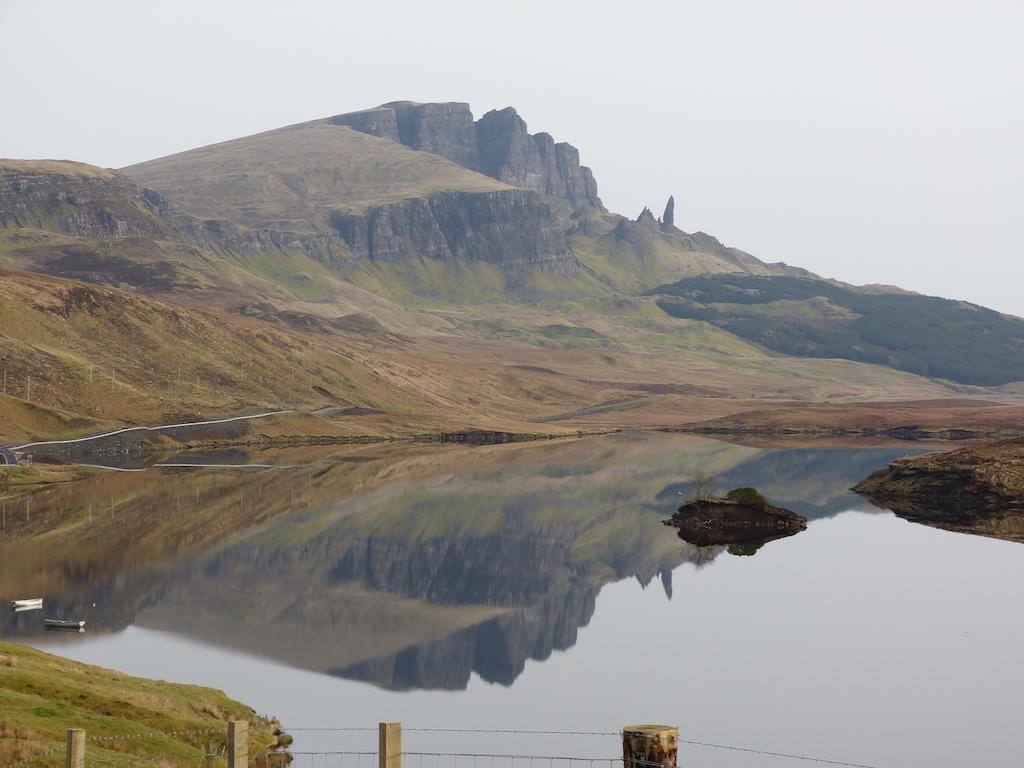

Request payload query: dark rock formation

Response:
[328,106,400,143]
[332,101,478,167]
[0,162,580,286]
[388,101,480,169]
[0,164,173,239]
[475,108,601,210]
[0,163,356,279]
[854,439,1024,543]
[664,497,807,550]
[636,206,658,228]
[329,189,578,274]
[331,102,603,211]
[662,195,675,229]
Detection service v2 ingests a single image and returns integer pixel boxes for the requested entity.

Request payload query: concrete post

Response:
[228,720,249,768]
[379,722,401,768]
[622,725,678,768]
[66,729,85,768]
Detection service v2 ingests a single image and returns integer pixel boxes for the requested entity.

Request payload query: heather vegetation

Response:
[652,275,1024,385]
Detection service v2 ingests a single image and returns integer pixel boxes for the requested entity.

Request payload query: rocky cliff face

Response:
[0,161,577,285]
[331,102,603,211]
[330,188,578,274]
[476,108,601,210]
[0,163,173,239]
[0,162,371,293]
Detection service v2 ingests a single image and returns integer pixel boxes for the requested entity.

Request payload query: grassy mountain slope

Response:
[0,641,275,767]
[571,212,812,293]
[122,120,510,230]
[652,274,1024,385]
[0,269,402,435]
[2,102,1021,444]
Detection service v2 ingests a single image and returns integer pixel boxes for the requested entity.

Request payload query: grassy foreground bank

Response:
[0,641,279,766]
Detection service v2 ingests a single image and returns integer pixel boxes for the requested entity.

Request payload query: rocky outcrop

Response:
[664,497,807,550]
[0,163,172,239]
[0,160,579,284]
[329,189,578,274]
[328,106,401,143]
[0,162,350,278]
[388,101,481,169]
[331,102,603,211]
[332,101,479,168]
[662,195,675,229]
[475,108,601,210]
[855,440,1024,543]
[636,206,658,228]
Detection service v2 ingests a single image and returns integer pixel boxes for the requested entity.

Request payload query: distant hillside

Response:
[3,101,1021,442]
[122,119,582,278]
[119,103,805,294]
[123,120,511,229]
[651,274,1024,385]
[331,101,602,210]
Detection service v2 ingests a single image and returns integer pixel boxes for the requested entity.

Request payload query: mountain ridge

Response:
[331,101,602,211]
[2,100,1023,445]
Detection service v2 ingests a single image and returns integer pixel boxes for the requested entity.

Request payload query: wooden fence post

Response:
[379,722,401,768]
[622,725,678,768]
[66,729,85,768]
[228,721,249,768]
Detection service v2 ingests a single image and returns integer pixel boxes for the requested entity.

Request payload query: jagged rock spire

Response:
[636,206,657,227]
[662,195,675,228]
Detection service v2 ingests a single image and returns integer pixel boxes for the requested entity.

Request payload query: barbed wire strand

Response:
[273,729,879,767]
[88,729,221,743]
[0,747,64,768]
[2,728,881,768]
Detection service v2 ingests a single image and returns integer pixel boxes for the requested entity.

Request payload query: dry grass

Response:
[687,399,1024,437]
[123,121,509,229]
[0,159,116,179]
[0,641,276,768]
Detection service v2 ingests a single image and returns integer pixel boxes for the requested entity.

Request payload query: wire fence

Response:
[87,730,223,744]
[271,729,880,768]
[0,725,881,768]
[0,747,65,768]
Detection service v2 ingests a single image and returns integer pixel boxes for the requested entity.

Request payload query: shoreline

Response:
[6,399,1024,495]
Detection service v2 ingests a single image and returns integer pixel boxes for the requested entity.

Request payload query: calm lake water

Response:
[2,433,1022,768]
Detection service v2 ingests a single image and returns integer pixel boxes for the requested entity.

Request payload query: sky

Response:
[2,0,1022,315]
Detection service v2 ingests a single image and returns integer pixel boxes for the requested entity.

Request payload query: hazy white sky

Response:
[2,0,1022,315]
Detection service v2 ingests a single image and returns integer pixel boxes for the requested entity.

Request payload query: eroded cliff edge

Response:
[329,188,576,273]
[331,101,603,211]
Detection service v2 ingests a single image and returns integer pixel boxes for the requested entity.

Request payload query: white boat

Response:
[44,619,85,630]
[10,598,43,610]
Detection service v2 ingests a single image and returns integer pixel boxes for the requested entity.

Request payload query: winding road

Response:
[5,410,293,455]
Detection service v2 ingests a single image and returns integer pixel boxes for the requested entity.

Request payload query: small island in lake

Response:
[854,439,1024,543]
[664,487,808,555]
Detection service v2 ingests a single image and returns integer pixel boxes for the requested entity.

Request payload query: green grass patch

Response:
[0,642,279,767]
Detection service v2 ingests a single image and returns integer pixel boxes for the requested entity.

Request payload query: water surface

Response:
[2,434,1021,767]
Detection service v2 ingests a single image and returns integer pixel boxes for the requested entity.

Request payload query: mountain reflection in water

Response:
[0,434,925,691]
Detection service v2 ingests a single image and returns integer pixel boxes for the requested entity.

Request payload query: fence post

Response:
[379,722,401,768]
[228,721,249,768]
[622,725,678,768]
[66,729,85,768]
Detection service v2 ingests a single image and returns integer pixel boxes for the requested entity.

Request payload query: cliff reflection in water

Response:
[0,434,923,690]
